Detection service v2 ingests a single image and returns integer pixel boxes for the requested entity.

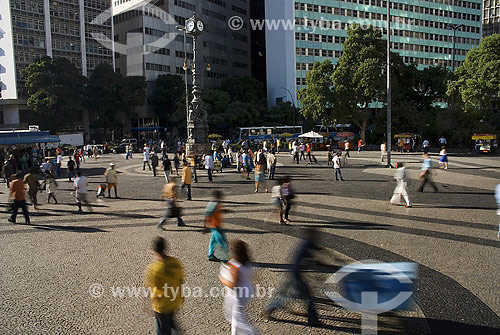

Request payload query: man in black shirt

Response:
[67,156,76,182]
[162,155,172,183]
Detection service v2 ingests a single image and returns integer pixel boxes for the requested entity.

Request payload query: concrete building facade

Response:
[265,0,483,107]
[112,0,252,133]
[483,0,500,36]
[0,0,113,129]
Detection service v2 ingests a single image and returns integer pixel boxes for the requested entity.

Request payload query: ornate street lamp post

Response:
[184,14,209,156]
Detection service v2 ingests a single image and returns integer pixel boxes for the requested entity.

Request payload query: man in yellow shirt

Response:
[157,177,185,228]
[180,160,193,201]
[144,236,184,335]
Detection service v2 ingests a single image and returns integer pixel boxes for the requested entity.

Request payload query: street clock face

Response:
[186,19,195,32]
[196,20,204,32]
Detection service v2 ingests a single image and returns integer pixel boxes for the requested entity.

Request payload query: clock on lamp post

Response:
[184,14,209,157]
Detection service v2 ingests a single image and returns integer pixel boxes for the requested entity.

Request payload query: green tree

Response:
[447,34,500,132]
[297,60,335,123]
[332,25,386,141]
[22,57,85,132]
[84,63,146,133]
[149,74,184,117]
[265,102,297,125]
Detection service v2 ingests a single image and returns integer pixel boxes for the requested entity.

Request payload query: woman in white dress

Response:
[220,240,256,335]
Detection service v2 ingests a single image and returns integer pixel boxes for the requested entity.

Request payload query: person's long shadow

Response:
[30,223,106,233]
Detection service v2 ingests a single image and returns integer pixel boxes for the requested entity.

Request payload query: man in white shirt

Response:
[332,152,345,181]
[74,171,92,212]
[56,154,63,177]
[439,136,447,146]
[292,141,299,164]
[143,146,151,170]
[422,139,430,154]
[104,162,118,198]
[299,143,306,161]
[267,151,277,180]
[390,162,411,207]
[204,153,214,182]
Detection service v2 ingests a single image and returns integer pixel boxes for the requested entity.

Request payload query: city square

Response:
[1,151,499,334]
[1,0,500,334]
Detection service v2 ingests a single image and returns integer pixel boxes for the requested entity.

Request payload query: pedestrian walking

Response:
[242,150,252,180]
[439,136,447,146]
[264,228,322,326]
[162,155,172,183]
[44,170,58,204]
[439,146,448,169]
[236,150,242,173]
[422,139,430,154]
[23,168,41,209]
[74,150,81,170]
[418,153,438,192]
[125,144,133,160]
[104,163,118,198]
[271,179,285,225]
[67,156,76,182]
[358,139,363,153]
[299,143,306,161]
[495,184,500,238]
[74,171,93,213]
[292,141,299,164]
[144,236,184,335]
[180,160,193,201]
[254,149,268,193]
[390,162,412,207]
[332,151,345,181]
[380,142,388,162]
[220,240,257,335]
[281,177,295,223]
[56,153,63,177]
[8,173,30,224]
[157,177,185,228]
[204,190,228,262]
[151,152,159,177]
[143,147,152,171]
[173,153,180,176]
[267,150,277,180]
[306,143,318,164]
[204,152,214,182]
[344,140,351,157]
[3,159,15,187]
[20,153,29,174]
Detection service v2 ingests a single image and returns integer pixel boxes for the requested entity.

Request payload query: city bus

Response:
[238,126,303,142]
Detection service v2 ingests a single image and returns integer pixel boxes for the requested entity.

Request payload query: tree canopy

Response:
[22,57,85,132]
[84,63,145,132]
[332,25,386,141]
[149,74,184,118]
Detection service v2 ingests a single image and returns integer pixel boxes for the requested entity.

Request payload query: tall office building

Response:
[266,0,482,107]
[112,0,252,131]
[0,0,113,128]
[483,0,500,36]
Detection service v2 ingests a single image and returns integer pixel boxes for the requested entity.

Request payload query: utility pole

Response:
[386,0,392,168]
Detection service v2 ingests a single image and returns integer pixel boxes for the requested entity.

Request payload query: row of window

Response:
[207,0,226,8]
[231,5,247,16]
[14,51,42,64]
[202,8,226,21]
[146,63,171,72]
[175,50,194,59]
[232,32,247,43]
[296,48,342,58]
[295,12,479,36]
[10,0,44,13]
[12,16,45,31]
[173,0,196,12]
[296,28,479,46]
[13,33,45,48]
[233,62,248,69]
[295,0,481,14]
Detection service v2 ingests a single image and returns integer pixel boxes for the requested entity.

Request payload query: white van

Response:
[120,138,138,145]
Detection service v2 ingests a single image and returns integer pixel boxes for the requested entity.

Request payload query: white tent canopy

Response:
[299,131,323,139]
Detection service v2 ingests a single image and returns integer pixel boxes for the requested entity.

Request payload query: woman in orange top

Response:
[205,190,228,262]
